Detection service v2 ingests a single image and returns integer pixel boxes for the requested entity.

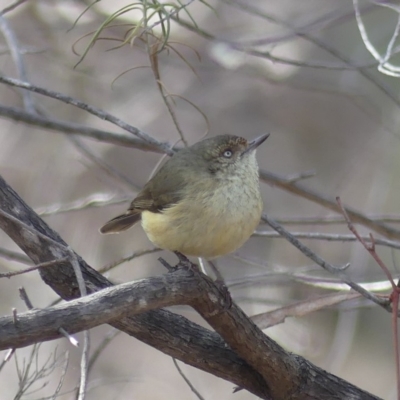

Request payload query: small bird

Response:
[100,134,268,259]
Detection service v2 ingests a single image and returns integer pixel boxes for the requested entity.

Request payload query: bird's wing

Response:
[100,150,196,234]
[129,156,188,213]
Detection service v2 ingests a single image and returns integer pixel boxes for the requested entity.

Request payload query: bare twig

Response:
[58,327,79,347]
[172,16,371,70]
[271,214,400,225]
[87,329,120,375]
[260,169,400,240]
[200,0,400,109]
[0,257,68,278]
[0,105,164,150]
[12,288,69,400]
[0,0,29,15]
[336,196,400,399]
[50,351,69,400]
[206,259,225,282]
[0,208,80,259]
[98,248,162,274]
[336,197,398,291]
[226,1,373,47]
[13,345,66,400]
[353,0,400,76]
[147,40,189,146]
[0,208,88,396]
[18,287,33,310]
[0,247,31,265]
[0,75,173,155]
[251,292,361,329]
[263,213,390,309]
[281,170,316,183]
[254,230,400,250]
[0,14,35,112]
[173,358,205,400]
[0,348,15,373]
[36,193,131,217]
[68,135,139,190]
[78,331,90,400]
[70,255,89,400]
[293,274,394,293]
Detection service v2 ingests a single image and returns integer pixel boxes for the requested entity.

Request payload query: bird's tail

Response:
[100,211,141,234]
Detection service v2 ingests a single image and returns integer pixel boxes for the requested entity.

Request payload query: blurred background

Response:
[0,0,399,398]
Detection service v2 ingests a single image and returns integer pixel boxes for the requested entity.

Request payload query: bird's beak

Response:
[242,133,270,156]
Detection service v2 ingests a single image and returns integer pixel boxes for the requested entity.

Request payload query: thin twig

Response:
[207,0,400,109]
[336,197,398,291]
[36,193,131,217]
[172,17,370,70]
[271,214,400,225]
[0,257,68,278]
[50,351,69,400]
[18,287,33,310]
[0,75,173,155]
[263,213,390,309]
[78,331,90,400]
[0,105,163,150]
[98,248,162,274]
[251,292,362,330]
[0,14,35,112]
[0,247,31,265]
[393,286,400,400]
[281,170,316,183]
[353,0,400,76]
[254,230,400,249]
[0,207,88,396]
[59,327,79,347]
[0,0,29,15]
[0,348,15,373]
[0,208,72,252]
[207,260,225,282]
[173,358,205,400]
[225,0,374,47]
[70,254,89,400]
[260,169,400,240]
[68,135,139,190]
[336,196,400,399]
[87,329,120,376]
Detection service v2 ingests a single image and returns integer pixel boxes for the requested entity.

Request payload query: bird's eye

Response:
[222,149,233,158]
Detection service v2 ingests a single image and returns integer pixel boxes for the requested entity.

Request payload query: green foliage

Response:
[73,0,214,67]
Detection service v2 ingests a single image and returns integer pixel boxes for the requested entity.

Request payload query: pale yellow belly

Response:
[141,188,262,259]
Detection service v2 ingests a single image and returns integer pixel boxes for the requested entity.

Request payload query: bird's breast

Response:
[141,178,263,258]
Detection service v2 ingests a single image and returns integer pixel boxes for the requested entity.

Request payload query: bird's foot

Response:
[174,251,200,272]
[158,252,200,273]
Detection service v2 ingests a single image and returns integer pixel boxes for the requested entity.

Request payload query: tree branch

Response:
[0,75,173,155]
[260,169,400,240]
[0,105,163,151]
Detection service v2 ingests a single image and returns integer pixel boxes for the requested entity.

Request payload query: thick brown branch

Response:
[0,270,204,350]
[0,263,380,400]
